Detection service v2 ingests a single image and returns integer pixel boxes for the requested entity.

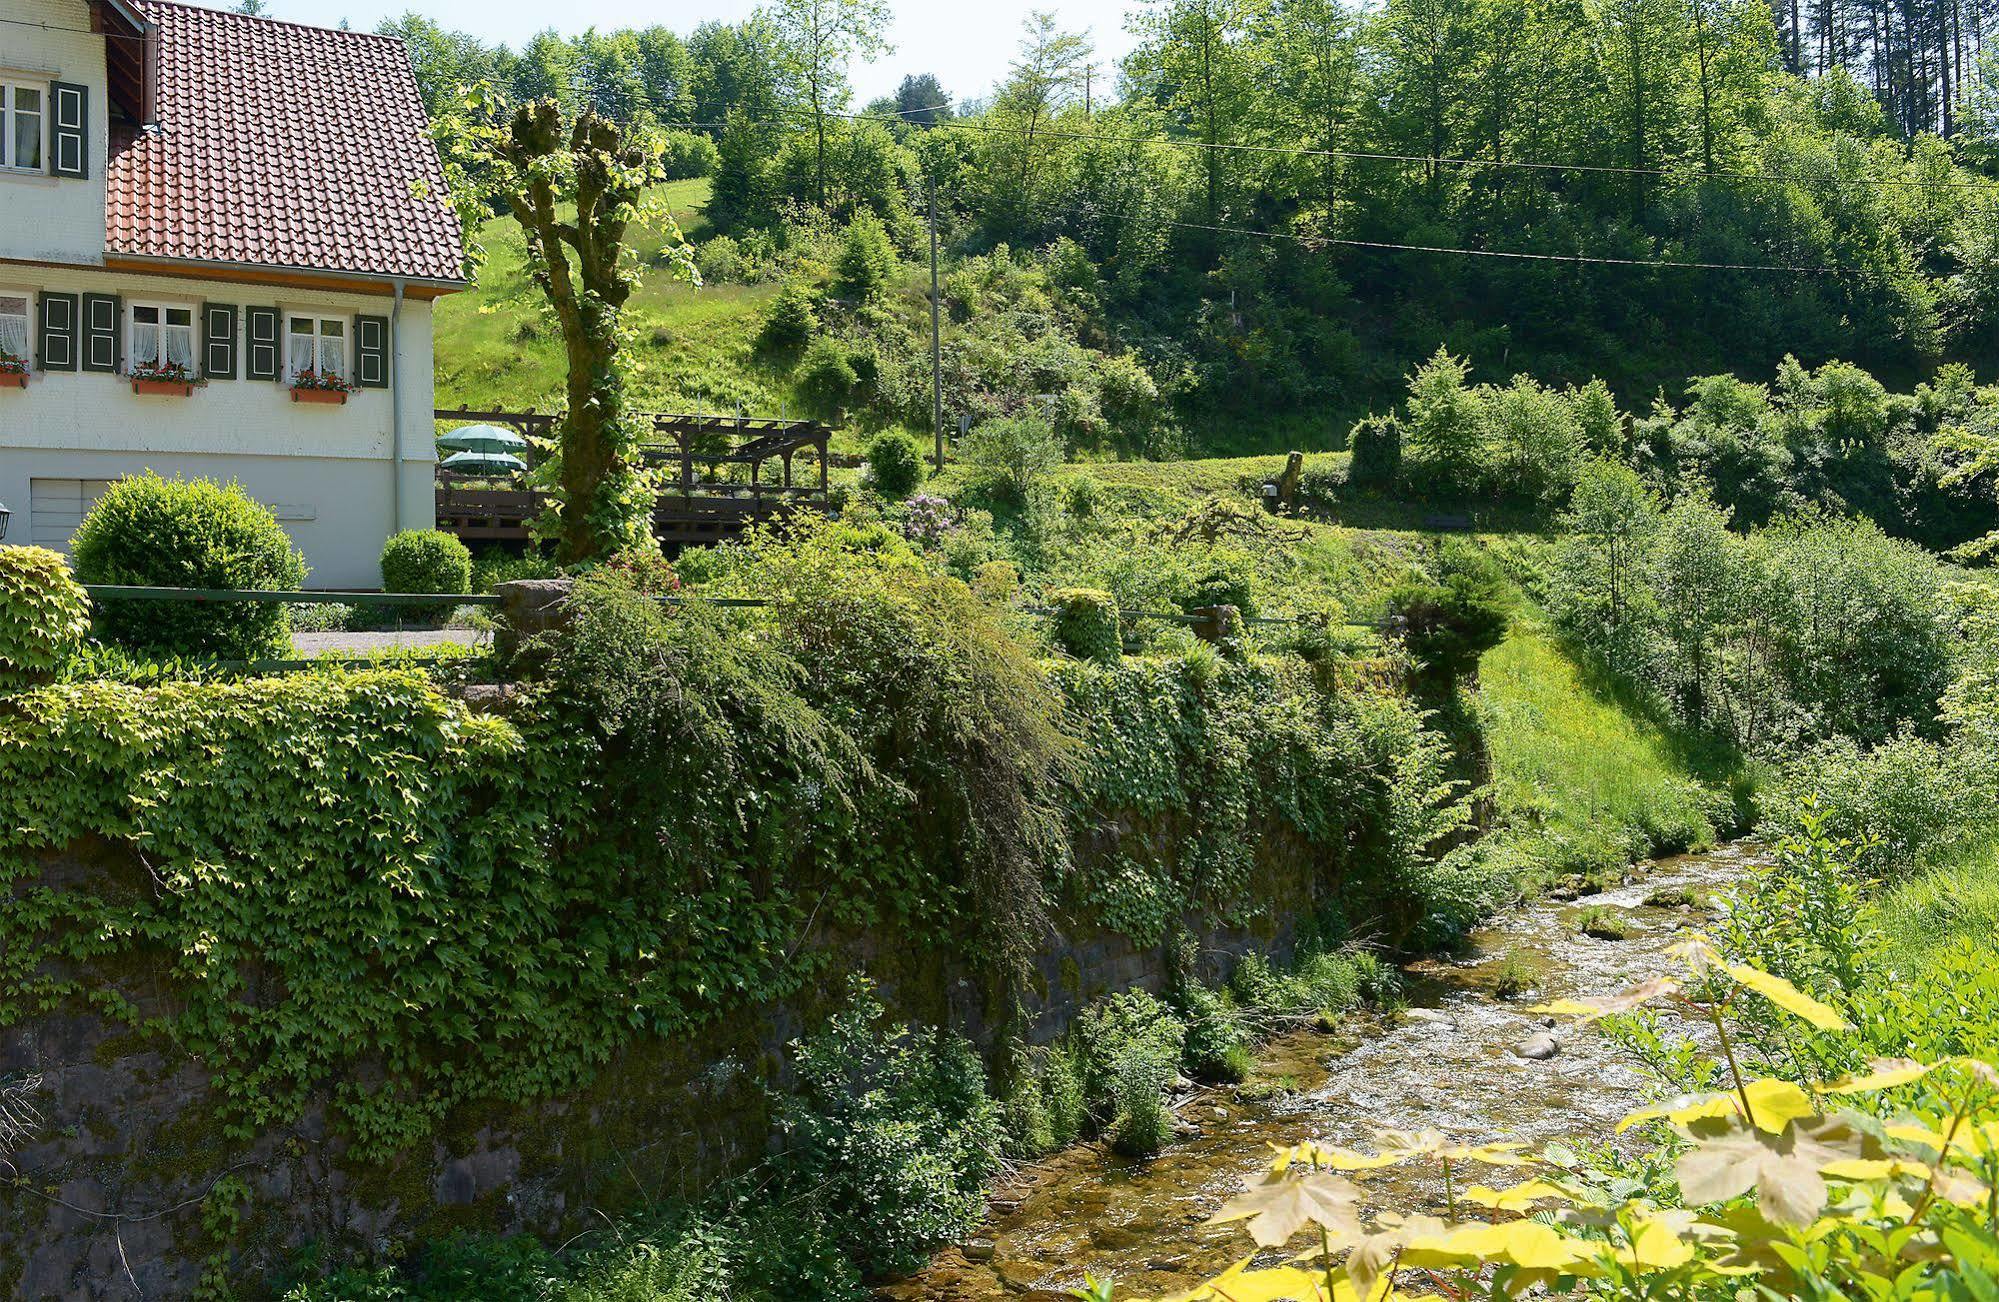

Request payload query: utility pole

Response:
[1084,65,1093,117]
[928,177,945,472]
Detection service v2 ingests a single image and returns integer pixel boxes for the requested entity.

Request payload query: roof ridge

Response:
[142,0,405,46]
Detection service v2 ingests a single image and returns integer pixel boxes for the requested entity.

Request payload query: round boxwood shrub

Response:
[70,472,307,660]
[381,529,472,597]
[1048,587,1120,664]
[867,433,923,499]
[0,545,91,690]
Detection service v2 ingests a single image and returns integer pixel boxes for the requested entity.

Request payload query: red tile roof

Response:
[105,2,465,284]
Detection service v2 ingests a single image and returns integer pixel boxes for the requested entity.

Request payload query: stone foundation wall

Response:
[0,826,1324,1299]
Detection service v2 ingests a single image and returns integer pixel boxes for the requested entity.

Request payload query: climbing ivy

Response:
[0,545,1470,1171]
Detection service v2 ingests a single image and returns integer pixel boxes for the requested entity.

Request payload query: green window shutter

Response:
[49,83,88,179]
[245,307,280,381]
[79,293,119,373]
[202,303,238,380]
[38,292,78,372]
[354,314,390,389]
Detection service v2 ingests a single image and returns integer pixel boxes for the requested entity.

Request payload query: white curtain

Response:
[319,337,345,377]
[288,332,316,378]
[130,324,160,368]
[0,303,27,363]
[165,324,195,371]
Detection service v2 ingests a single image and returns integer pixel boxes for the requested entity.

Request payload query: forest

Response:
[396,0,1999,454]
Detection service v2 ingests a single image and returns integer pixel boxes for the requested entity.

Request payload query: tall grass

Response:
[1875,841,1999,966]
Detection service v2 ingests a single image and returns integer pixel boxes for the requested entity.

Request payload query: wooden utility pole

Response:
[928,178,945,472]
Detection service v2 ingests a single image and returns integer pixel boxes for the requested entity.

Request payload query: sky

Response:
[265,0,1148,106]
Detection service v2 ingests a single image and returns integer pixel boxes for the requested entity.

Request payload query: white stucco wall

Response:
[0,265,438,589]
[0,0,111,266]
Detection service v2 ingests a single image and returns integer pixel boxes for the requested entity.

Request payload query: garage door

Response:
[29,478,117,550]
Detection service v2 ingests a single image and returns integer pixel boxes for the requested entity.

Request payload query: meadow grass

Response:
[1477,626,1728,887]
[1875,841,1999,966]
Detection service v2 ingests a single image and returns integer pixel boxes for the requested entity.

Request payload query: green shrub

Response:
[755,283,819,353]
[797,336,858,414]
[1177,983,1250,1083]
[1187,551,1258,619]
[471,548,561,593]
[776,978,1001,1279]
[0,546,91,691]
[1389,542,1511,680]
[961,414,1064,506]
[1073,988,1185,1154]
[1348,415,1400,490]
[70,472,306,659]
[380,530,472,597]
[1066,476,1102,519]
[1048,587,1120,663]
[865,433,923,499]
[1769,736,1992,875]
[832,210,898,303]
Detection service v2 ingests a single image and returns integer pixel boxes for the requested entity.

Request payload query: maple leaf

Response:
[1677,1115,1877,1227]
[1530,975,1681,1023]
[1209,1169,1363,1247]
[1721,962,1851,1032]
[1463,1178,1582,1211]
[1619,1077,1817,1135]
[1373,1130,1531,1166]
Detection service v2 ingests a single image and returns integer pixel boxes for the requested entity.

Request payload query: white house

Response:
[0,0,464,587]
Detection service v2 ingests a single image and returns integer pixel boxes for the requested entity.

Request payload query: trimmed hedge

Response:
[867,433,923,499]
[0,546,90,690]
[70,473,306,660]
[381,530,473,597]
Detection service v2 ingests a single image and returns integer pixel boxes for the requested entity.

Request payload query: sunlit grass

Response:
[1876,841,1999,966]
[1478,625,1729,886]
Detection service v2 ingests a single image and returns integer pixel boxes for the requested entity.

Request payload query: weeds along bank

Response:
[0,531,1468,1297]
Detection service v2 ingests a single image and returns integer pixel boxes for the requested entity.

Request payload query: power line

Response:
[1161,218,1862,276]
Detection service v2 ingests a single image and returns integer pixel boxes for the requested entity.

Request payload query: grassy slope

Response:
[1877,845,1999,964]
[1476,625,1736,887]
[434,179,800,420]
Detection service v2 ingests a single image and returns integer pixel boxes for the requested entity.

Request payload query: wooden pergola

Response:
[431,408,832,548]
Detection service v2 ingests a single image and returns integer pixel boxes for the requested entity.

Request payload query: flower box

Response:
[291,387,348,405]
[0,373,25,389]
[132,378,194,397]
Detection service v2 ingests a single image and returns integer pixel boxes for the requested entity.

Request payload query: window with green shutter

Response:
[49,82,86,179]
[245,307,280,381]
[80,293,119,373]
[202,303,237,380]
[355,314,389,388]
[38,292,77,372]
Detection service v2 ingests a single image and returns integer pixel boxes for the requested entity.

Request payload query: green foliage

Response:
[1175,982,1250,1084]
[69,472,307,660]
[831,210,898,302]
[1403,348,1487,497]
[470,549,561,592]
[796,335,858,414]
[1047,587,1120,664]
[864,432,922,498]
[961,414,1064,507]
[1347,416,1400,491]
[380,530,473,598]
[1769,734,1994,876]
[755,282,820,353]
[0,545,90,690]
[1388,542,1511,681]
[775,978,1001,1278]
[1074,989,1185,1158]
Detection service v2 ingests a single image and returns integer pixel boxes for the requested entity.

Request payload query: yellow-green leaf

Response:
[1722,962,1851,1031]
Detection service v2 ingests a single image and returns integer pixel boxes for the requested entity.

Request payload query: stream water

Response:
[889,841,1769,1301]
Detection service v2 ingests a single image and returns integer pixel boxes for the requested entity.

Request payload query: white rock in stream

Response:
[1513,1032,1561,1061]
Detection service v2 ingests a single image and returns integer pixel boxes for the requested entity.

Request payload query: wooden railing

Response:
[432,409,832,547]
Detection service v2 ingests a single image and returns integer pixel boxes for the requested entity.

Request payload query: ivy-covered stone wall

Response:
[0,569,1453,1296]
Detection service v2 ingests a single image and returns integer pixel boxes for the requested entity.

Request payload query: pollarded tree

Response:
[437,91,699,562]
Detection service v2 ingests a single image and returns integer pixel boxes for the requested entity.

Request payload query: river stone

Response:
[962,1239,997,1262]
[1514,1031,1560,1060]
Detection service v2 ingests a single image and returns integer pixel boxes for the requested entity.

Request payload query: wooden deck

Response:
[433,409,831,548]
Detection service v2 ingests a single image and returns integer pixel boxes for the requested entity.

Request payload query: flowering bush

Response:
[129,359,196,385]
[291,368,358,393]
[900,494,958,548]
